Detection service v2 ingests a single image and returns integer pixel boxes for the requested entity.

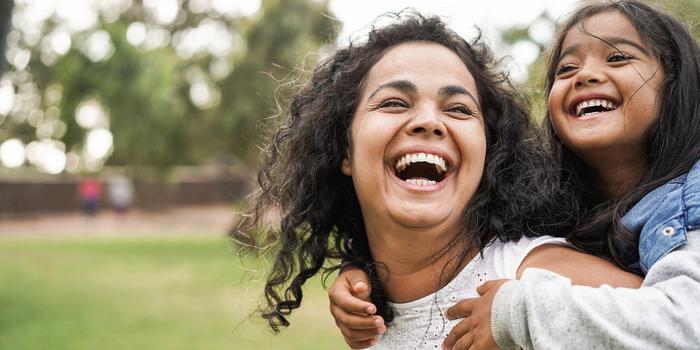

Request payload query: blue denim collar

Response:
[620,160,700,273]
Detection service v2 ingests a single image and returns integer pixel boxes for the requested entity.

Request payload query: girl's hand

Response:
[442,279,509,350]
[329,266,386,349]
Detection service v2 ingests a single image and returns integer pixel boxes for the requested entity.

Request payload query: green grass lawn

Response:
[0,234,346,350]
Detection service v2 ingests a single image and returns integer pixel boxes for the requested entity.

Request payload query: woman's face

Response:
[342,41,486,235]
[548,10,664,164]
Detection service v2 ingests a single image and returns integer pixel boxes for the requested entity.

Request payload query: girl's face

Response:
[341,42,486,235]
[548,10,664,164]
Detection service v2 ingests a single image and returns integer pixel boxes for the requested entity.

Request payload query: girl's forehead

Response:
[562,10,643,49]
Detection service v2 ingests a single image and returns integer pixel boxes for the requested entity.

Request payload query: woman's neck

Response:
[364,223,474,303]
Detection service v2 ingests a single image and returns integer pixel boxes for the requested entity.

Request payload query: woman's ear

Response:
[341,157,352,176]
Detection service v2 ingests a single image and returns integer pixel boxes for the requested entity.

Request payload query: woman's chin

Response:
[388,204,457,230]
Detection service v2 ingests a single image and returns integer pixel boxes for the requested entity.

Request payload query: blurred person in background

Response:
[107,174,134,215]
[79,177,102,217]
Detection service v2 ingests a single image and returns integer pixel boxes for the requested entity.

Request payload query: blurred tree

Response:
[212,0,337,164]
[0,0,12,73]
[0,0,337,176]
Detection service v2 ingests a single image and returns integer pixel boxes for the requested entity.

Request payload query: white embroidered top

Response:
[368,235,567,350]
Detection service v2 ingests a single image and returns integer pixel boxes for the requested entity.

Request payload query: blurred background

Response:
[1,0,699,349]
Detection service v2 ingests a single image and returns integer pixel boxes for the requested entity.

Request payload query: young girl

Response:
[236,13,640,350]
[331,1,700,349]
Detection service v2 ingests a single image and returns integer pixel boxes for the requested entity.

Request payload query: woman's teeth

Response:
[393,152,448,186]
[405,178,437,186]
[395,153,447,173]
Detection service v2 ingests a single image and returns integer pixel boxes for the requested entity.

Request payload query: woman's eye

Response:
[445,105,474,116]
[556,64,576,76]
[377,99,409,109]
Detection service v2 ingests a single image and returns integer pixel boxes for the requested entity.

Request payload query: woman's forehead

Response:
[361,42,479,100]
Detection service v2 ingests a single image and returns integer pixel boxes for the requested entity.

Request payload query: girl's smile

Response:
[548,10,664,164]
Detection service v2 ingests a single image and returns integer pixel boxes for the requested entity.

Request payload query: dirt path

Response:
[0,205,238,237]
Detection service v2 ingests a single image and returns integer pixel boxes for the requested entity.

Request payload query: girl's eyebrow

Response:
[602,36,651,55]
[367,80,479,106]
[559,36,650,61]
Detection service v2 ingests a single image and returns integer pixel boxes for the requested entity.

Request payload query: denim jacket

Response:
[622,160,700,273]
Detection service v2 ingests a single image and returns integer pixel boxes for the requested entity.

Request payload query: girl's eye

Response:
[556,64,577,76]
[608,52,633,63]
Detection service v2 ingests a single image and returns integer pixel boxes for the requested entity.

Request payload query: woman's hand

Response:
[442,279,509,350]
[329,266,386,349]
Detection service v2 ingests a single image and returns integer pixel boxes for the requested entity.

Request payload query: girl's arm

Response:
[442,244,643,350]
[515,244,642,287]
[328,267,384,349]
[445,233,700,350]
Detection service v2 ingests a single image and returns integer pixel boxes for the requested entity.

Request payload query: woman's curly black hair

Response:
[235,12,579,332]
[542,0,700,269]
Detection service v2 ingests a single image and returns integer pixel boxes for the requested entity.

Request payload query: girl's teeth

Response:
[574,99,618,116]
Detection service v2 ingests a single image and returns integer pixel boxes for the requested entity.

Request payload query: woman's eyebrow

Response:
[439,85,479,107]
[367,80,416,100]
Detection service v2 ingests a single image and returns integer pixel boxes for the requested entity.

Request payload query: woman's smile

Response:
[341,41,486,232]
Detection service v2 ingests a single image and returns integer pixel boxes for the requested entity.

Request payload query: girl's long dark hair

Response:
[236,12,578,332]
[543,0,700,266]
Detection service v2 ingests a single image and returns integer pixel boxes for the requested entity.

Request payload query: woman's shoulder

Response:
[487,235,568,255]
[481,235,569,280]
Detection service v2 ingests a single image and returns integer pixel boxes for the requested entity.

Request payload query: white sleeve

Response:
[491,230,700,350]
[490,236,569,280]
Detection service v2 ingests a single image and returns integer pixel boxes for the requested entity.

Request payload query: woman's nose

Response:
[406,107,446,137]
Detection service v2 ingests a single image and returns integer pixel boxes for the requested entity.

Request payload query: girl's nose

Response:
[406,107,447,137]
[573,67,607,89]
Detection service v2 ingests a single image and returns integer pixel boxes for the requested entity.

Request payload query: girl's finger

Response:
[446,298,476,320]
[339,324,386,342]
[331,304,385,330]
[451,331,474,350]
[345,268,373,300]
[329,283,377,315]
[347,336,379,350]
[443,317,472,349]
[476,279,508,295]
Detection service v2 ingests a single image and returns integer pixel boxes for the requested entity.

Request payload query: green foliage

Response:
[2,0,337,175]
[214,0,338,164]
[0,0,11,73]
